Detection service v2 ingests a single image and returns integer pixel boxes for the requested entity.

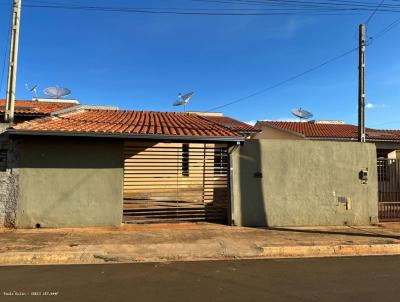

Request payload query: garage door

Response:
[123,142,229,224]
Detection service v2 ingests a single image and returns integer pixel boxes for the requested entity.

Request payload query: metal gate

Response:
[378,159,400,222]
[123,142,229,224]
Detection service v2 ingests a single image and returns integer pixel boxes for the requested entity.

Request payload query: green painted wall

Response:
[232,139,378,227]
[14,137,124,228]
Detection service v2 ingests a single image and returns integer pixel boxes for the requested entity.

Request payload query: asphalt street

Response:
[1,256,400,302]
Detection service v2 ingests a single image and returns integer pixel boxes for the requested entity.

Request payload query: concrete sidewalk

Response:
[1,223,400,265]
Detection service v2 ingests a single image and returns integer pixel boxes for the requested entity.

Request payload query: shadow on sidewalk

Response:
[265,226,400,241]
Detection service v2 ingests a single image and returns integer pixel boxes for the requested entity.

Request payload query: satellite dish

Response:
[291,108,313,121]
[173,92,194,112]
[44,86,71,99]
[25,83,39,97]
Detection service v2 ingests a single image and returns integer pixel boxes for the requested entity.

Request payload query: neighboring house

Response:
[254,120,400,158]
[0,99,121,227]
[0,99,79,227]
[198,114,260,138]
[0,99,78,125]
[3,108,257,227]
[0,98,79,169]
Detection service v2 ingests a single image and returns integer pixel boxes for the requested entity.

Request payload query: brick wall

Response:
[0,123,18,228]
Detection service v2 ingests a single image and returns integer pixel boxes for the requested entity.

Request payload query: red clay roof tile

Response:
[257,121,400,141]
[0,99,76,115]
[13,109,244,139]
[204,116,259,133]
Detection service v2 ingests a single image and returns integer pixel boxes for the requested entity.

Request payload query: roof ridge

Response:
[0,99,76,105]
[196,114,241,136]
[256,120,400,141]
[11,109,243,139]
[13,109,87,130]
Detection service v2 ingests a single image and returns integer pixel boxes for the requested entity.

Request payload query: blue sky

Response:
[0,0,399,128]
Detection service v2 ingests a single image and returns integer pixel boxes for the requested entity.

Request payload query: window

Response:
[182,144,189,176]
[214,147,225,175]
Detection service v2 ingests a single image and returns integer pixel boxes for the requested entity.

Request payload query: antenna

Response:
[44,86,71,99]
[291,108,313,122]
[173,92,194,112]
[25,83,39,98]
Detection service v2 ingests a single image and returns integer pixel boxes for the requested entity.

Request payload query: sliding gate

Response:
[123,142,229,224]
[378,159,400,222]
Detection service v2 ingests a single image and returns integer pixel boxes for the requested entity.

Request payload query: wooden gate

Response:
[123,141,229,224]
[378,159,400,222]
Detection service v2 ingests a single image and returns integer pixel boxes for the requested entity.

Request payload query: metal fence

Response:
[378,159,400,222]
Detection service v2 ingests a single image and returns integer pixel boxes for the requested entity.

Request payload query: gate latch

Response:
[254,172,263,178]
[359,168,368,184]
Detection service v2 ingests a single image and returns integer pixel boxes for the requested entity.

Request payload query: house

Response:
[0,98,116,170]
[253,120,400,158]
[0,98,79,148]
[0,98,78,125]
[2,108,257,228]
[0,99,82,227]
[0,107,379,228]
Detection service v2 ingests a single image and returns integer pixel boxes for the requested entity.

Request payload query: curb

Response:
[1,244,400,266]
[0,251,103,266]
[260,244,400,258]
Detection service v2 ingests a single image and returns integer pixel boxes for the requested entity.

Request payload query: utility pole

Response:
[4,0,22,123]
[358,23,366,143]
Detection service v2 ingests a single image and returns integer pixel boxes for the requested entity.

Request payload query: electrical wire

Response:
[194,0,400,10]
[17,5,373,16]
[206,15,400,112]
[17,0,400,16]
[2,0,399,111]
[365,0,385,25]
[0,1,13,93]
[206,47,358,111]
[370,15,400,40]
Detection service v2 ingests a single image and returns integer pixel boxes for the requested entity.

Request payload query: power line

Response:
[18,4,359,16]
[26,0,359,11]
[16,0,400,16]
[2,0,399,112]
[206,15,400,112]
[17,5,378,16]
[370,15,400,40]
[206,47,358,111]
[365,0,385,25]
[28,0,398,10]
[0,1,13,93]
[194,0,400,10]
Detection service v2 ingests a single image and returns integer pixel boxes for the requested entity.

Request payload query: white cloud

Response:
[230,16,313,41]
[262,18,310,40]
[366,103,386,109]
[245,120,257,126]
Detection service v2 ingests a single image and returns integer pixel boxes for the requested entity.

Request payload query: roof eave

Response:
[258,122,305,138]
[308,137,357,141]
[0,112,47,117]
[239,130,260,134]
[309,137,400,142]
[7,129,245,142]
